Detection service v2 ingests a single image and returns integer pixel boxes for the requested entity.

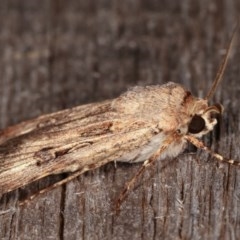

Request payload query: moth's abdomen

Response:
[116,132,186,163]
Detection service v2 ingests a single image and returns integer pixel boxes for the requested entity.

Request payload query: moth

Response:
[0,27,238,210]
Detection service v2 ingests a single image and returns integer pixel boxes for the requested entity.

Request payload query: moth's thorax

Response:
[112,82,205,128]
[112,82,222,138]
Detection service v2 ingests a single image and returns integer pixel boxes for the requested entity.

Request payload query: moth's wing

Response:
[0,100,112,145]
[0,101,158,194]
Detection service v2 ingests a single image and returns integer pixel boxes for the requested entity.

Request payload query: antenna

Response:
[205,24,238,100]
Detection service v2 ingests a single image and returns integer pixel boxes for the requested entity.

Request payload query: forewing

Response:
[0,101,157,194]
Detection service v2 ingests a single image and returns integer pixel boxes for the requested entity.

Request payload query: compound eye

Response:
[188,115,205,134]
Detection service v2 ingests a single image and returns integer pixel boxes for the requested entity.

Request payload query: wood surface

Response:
[0,1,240,239]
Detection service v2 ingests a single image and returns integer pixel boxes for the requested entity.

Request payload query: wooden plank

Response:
[0,0,240,239]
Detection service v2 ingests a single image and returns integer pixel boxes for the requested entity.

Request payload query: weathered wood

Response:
[0,0,240,239]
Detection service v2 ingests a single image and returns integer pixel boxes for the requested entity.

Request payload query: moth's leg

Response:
[19,168,90,206]
[184,135,240,166]
[116,134,177,213]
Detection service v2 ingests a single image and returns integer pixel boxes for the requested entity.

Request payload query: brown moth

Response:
[0,27,238,210]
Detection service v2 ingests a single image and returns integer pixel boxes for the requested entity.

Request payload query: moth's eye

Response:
[188,115,205,134]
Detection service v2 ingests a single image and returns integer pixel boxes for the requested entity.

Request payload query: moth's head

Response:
[186,24,236,138]
[188,103,223,137]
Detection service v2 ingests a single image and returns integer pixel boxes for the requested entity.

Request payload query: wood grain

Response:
[0,1,240,239]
